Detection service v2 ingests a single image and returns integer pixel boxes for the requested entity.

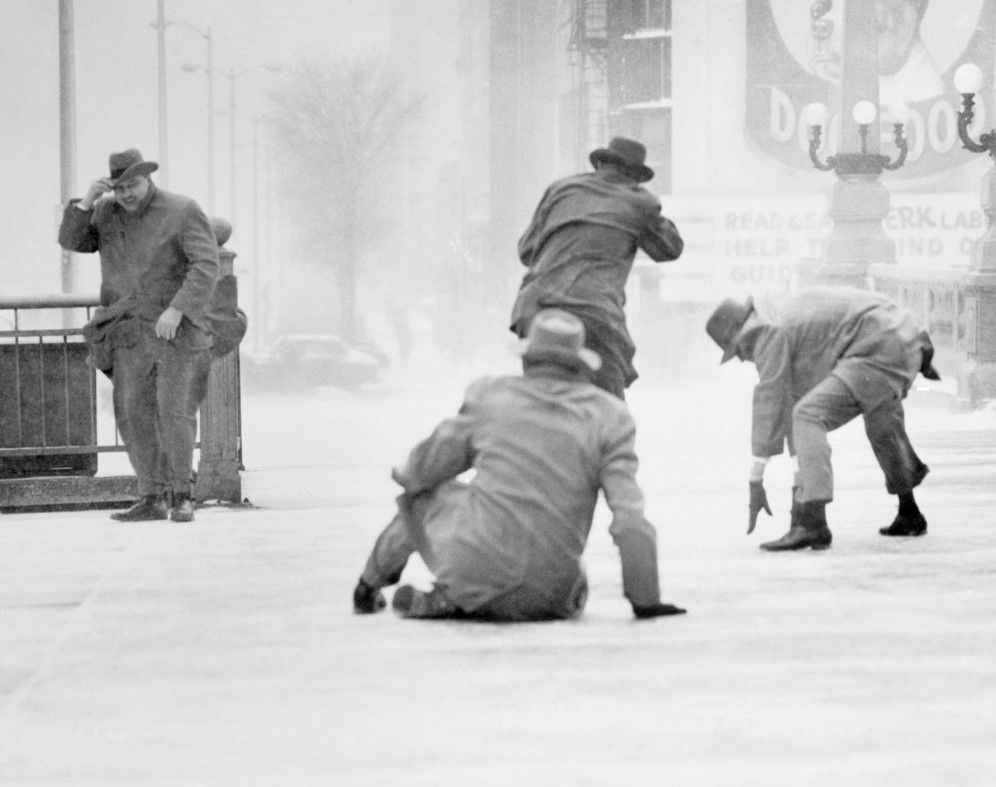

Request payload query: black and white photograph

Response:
[2,1,995,784]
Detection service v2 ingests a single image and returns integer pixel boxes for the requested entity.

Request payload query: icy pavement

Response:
[1,357,995,786]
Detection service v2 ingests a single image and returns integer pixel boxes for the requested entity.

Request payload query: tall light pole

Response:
[225,65,281,226]
[184,63,281,225]
[58,0,77,297]
[153,0,169,187]
[175,24,215,213]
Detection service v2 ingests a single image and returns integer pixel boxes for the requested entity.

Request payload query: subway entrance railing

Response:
[0,293,244,512]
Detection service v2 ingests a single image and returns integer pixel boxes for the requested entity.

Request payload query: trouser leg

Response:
[113,346,166,496]
[156,347,212,495]
[792,375,862,503]
[863,399,928,495]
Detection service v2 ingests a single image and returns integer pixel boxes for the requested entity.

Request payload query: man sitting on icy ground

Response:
[352,308,686,621]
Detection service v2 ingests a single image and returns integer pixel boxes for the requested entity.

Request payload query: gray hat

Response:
[108,148,158,183]
[518,309,601,372]
[589,137,655,183]
[705,296,754,364]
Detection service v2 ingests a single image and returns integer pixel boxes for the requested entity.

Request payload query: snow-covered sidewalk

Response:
[1,363,994,786]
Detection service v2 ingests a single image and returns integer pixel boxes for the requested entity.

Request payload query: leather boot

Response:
[111,494,168,522]
[879,511,927,537]
[760,501,832,551]
[170,492,196,523]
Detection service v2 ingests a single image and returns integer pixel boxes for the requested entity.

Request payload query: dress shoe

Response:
[170,493,195,523]
[353,579,386,614]
[391,584,458,619]
[879,511,927,537]
[760,501,832,551]
[759,525,832,551]
[111,494,168,522]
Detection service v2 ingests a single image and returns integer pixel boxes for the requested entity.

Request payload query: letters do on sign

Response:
[745,0,996,180]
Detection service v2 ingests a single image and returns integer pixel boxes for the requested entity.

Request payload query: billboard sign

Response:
[746,0,996,179]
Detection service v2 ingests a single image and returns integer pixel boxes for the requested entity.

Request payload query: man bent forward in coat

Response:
[706,286,937,551]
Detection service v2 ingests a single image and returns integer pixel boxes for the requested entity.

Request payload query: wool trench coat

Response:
[59,184,219,337]
[745,287,932,458]
[392,372,663,616]
[510,170,683,386]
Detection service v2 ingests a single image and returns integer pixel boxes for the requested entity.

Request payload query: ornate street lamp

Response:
[808,101,908,175]
[949,61,996,405]
[954,62,995,158]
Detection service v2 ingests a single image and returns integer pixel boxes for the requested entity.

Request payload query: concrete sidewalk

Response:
[1,365,995,786]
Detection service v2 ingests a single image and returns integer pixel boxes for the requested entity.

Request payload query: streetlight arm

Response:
[165,18,209,40]
[957,93,996,156]
[882,123,908,171]
[808,125,835,171]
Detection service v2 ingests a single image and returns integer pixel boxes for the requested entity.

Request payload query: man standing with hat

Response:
[510,136,684,399]
[353,308,686,621]
[59,149,219,523]
[705,286,938,551]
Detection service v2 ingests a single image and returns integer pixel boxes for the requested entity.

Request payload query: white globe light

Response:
[852,100,877,125]
[801,102,829,126]
[954,62,984,94]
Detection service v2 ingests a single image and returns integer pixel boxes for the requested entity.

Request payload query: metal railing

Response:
[0,295,127,473]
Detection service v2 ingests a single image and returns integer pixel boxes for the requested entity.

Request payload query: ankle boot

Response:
[760,501,832,551]
[111,494,168,522]
[170,492,195,523]
[880,511,927,537]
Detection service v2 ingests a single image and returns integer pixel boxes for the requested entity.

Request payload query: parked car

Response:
[242,334,383,390]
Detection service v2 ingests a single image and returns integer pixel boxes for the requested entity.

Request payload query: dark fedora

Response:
[706,296,754,364]
[108,148,158,183]
[589,137,654,183]
[518,309,601,372]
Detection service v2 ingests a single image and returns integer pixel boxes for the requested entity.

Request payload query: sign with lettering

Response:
[660,194,983,298]
[746,0,996,179]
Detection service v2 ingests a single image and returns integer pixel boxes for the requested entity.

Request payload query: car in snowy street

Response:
[241,333,383,391]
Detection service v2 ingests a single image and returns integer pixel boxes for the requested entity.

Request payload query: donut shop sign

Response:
[745,0,996,179]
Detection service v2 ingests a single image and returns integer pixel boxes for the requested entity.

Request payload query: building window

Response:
[607,0,673,191]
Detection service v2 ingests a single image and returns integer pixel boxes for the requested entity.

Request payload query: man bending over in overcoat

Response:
[353,309,687,621]
[706,286,938,551]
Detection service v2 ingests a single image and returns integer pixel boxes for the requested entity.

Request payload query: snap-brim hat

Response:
[518,309,602,372]
[108,148,158,183]
[706,296,754,364]
[589,137,655,183]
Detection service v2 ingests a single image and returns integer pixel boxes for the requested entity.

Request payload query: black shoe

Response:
[111,494,168,522]
[759,525,833,551]
[170,493,195,523]
[760,501,832,551]
[391,584,457,619]
[353,579,386,614]
[879,511,927,537]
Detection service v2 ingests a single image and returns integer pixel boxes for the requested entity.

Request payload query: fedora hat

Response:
[518,309,602,372]
[706,296,754,364]
[107,148,158,184]
[589,137,654,183]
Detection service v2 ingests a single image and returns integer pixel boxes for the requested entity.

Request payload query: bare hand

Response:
[81,178,113,209]
[155,307,183,340]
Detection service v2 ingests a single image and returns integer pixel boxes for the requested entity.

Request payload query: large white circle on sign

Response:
[767,0,984,80]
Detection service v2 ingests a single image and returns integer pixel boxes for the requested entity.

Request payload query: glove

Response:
[632,602,687,619]
[748,480,772,534]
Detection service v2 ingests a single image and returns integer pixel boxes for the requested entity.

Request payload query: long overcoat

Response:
[744,287,931,457]
[393,371,662,616]
[510,170,683,385]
